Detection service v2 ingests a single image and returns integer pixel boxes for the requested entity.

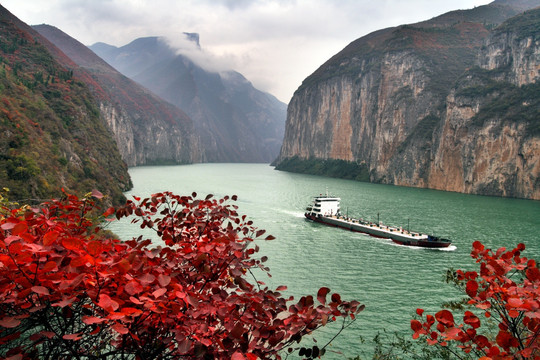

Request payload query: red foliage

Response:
[0,191,363,359]
[411,241,540,359]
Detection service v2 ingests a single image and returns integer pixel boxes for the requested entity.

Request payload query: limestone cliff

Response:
[33,25,202,166]
[90,37,286,163]
[275,1,540,200]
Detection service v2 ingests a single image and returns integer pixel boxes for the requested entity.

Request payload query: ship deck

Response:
[322,215,428,241]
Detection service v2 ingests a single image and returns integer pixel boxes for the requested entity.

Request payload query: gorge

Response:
[274,0,540,200]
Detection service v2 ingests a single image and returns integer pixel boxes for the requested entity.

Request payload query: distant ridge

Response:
[91,35,286,163]
[33,24,202,166]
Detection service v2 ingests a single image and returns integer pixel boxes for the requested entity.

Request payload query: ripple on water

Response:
[111,164,540,359]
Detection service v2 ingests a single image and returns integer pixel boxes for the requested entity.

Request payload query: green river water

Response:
[110,163,540,359]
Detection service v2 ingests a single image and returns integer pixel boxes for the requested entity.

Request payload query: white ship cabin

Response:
[307,196,341,217]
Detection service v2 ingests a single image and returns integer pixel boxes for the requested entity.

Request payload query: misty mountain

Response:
[32,25,202,167]
[91,36,286,163]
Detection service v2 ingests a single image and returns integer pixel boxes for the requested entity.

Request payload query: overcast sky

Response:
[2,0,492,103]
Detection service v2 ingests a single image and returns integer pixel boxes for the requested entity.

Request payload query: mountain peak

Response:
[183,32,200,48]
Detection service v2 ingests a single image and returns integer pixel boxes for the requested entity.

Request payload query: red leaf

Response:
[4,235,20,245]
[97,294,119,311]
[152,288,167,298]
[31,286,50,296]
[526,267,540,282]
[507,297,523,309]
[0,221,16,230]
[463,311,481,329]
[317,287,330,305]
[42,261,57,272]
[0,317,21,328]
[117,259,131,273]
[411,319,423,332]
[103,207,115,218]
[43,231,59,246]
[435,310,454,327]
[71,255,92,267]
[157,274,171,287]
[125,280,143,295]
[232,351,246,360]
[475,335,490,348]
[138,273,155,285]
[91,189,104,199]
[276,285,287,292]
[82,316,106,325]
[39,331,56,339]
[52,297,76,308]
[472,241,484,251]
[496,330,518,350]
[444,327,461,340]
[120,307,142,316]
[129,296,144,305]
[112,323,129,335]
[416,308,424,317]
[11,221,27,235]
[87,241,103,256]
[230,323,244,339]
[62,237,81,251]
[62,333,82,341]
[466,280,478,297]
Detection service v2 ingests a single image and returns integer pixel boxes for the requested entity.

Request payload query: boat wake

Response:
[389,242,457,251]
[279,209,305,218]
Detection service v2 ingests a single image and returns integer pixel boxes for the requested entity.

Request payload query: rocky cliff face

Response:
[0,6,131,203]
[276,1,540,200]
[91,36,286,163]
[33,25,202,166]
[429,9,540,199]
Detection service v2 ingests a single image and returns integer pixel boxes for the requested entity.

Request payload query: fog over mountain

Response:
[2,0,497,104]
[91,35,287,163]
[33,24,202,167]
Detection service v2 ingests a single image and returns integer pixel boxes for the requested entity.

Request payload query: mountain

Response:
[32,25,202,166]
[274,0,540,200]
[0,5,131,203]
[90,36,286,163]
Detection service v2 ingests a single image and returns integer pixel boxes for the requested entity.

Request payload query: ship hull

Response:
[305,213,451,248]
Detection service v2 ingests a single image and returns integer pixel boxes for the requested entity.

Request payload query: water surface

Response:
[110,163,540,358]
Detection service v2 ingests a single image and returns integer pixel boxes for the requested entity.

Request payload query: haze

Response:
[2,0,491,103]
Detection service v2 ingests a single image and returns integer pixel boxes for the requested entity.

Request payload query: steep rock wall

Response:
[33,25,202,167]
[276,5,540,200]
[429,25,540,199]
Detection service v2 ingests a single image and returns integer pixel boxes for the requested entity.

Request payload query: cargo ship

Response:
[305,193,451,248]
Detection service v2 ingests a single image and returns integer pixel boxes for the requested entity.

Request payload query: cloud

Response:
[1,0,493,103]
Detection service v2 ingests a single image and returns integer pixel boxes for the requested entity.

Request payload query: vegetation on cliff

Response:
[276,1,540,200]
[456,68,540,138]
[0,7,131,204]
[494,5,540,40]
[33,25,202,167]
[274,156,370,182]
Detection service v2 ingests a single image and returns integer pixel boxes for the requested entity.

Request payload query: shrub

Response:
[0,190,363,359]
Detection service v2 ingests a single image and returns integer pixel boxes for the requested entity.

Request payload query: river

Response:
[110,163,540,359]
